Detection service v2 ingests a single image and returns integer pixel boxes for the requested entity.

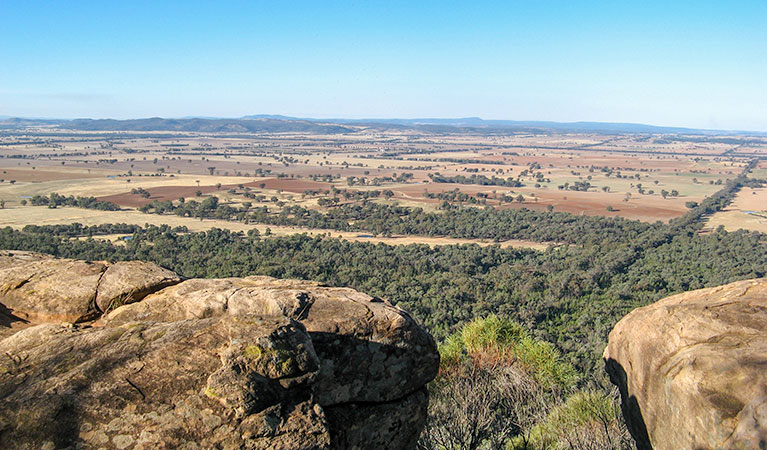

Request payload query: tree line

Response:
[428,173,524,187]
[28,193,120,211]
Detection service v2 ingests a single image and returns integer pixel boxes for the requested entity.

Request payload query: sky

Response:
[1,0,766,131]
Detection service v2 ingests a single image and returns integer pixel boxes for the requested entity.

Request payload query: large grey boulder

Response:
[0,316,327,449]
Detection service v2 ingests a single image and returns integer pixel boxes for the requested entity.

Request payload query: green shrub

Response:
[510,390,629,450]
[437,332,465,368]
[437,315,578,390]
[514,337,579,390]
[462,314,526,355]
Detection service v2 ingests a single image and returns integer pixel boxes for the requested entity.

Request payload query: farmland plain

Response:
[1,123,766,243]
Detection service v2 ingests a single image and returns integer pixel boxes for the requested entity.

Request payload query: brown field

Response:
[97,178,331,207]
[252,178,331,192]
[0,168,104,182]
[395,182,691,221]
[100,185,236,207]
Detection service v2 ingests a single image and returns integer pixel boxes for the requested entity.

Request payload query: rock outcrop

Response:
[0,251,181,326]
[604,278,767,450]
[0,251,439,449]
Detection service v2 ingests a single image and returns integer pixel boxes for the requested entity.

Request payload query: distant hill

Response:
[0,117,67,129]
[1,115,764,136]
[245,115,761,136]
[58,117,355,134]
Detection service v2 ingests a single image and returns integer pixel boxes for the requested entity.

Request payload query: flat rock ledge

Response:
[0,251,439,449]
[604,278,767,450]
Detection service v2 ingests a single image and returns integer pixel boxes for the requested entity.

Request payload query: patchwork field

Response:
[1,126,765,245]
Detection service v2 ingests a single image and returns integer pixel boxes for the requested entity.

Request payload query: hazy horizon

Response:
[4,114,767,134]
[2,1,766,131]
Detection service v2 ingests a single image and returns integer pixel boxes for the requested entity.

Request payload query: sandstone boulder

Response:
[101,276,440,405]
[95,260,182,313]
[0,254,439,449]
[0,316,329,449]
[604,278,767,450]
[0,251,181,324]
[324,387,428,449]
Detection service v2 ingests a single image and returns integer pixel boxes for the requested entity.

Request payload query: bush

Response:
[511,390,631,450]
[443,315,578,390]
[421,316,591,450]
[462,315,526,355]
[420,361,549,450]
[514,337,579,390]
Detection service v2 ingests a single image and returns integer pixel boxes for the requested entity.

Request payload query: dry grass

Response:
[705,187,767,233]
[748,168,767,180]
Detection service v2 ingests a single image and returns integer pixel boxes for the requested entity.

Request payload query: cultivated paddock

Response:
[705,187,767,233]
[1,128,764,235]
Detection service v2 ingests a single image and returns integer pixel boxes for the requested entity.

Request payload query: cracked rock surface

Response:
[0,251,438,449]
[604,278,767,450]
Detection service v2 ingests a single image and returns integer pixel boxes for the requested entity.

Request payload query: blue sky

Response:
[1,1,766,130]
